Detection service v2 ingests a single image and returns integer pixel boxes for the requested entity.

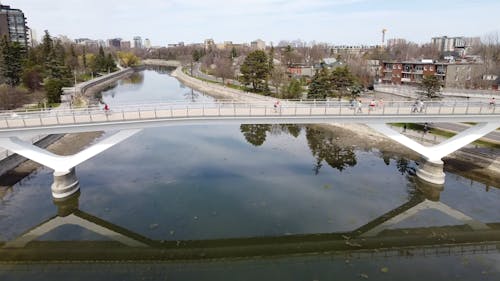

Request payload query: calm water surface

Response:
[0,70,498,280]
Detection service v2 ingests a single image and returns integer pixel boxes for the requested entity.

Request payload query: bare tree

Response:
[269,65,288,97]
[213,57,234,84]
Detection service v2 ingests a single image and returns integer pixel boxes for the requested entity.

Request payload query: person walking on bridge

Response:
[356,100,363,113]
[489,97,496,109]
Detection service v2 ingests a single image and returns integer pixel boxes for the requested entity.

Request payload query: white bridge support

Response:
[367,122,500,185]
[0,129,141,198]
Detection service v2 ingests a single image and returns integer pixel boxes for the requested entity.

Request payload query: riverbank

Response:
[171,65,500,182]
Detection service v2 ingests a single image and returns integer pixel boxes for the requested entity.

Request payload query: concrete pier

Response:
[51,168,80,199]
[416,158,446,185]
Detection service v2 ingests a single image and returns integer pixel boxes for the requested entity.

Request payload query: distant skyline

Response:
[8,0,500,46]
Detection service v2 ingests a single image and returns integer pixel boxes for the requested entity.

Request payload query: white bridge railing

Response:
[0,100,498,130]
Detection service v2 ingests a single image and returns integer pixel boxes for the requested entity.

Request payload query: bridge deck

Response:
[1,100,498,137]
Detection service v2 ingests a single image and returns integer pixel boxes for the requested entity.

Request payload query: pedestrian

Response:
[378,98,384,109]
[273,101,278,112]
[423,122,429,133]
[357,100,363,113]
[403,123,407,132]
[104,104,109,111]
[412,100,419,113]
[369,99,376,112]
[418,100,425,113]
[489,97,496,109]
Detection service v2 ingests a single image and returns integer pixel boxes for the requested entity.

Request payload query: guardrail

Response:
[0,100,498,130]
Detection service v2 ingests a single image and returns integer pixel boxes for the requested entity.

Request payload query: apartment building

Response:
[381,60,484,88]
[0,4,28,47]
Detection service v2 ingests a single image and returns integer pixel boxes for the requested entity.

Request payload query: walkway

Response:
[0,100,498,137]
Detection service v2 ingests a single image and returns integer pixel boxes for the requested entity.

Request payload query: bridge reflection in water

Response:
[1,178,499,263]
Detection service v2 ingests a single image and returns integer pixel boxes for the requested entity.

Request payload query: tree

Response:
[330,66,356,99]
[192,49,202,62]
[44,78,63,103]
[213,57,233,84]
[284,78,302,99]
[240,50,270,93]
[307,67,331,99]
[268,45,275,71]
[419,75,441,98]
[41,30,53,62]
[230,47,237,60]
[0,36,24,86]
[117,52,140,67]
[82,46,87,70]
[22,65,43,91]
[269,65,287,97]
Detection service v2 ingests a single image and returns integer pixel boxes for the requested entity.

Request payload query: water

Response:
[0,69,498,280]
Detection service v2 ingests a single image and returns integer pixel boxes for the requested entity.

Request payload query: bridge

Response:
[0,100,498,198]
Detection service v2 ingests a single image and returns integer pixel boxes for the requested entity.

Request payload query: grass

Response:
[392,123,500,149]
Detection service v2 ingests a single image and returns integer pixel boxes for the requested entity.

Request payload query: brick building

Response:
[381,60,485,89]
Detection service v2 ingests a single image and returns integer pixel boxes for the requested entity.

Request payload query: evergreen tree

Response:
[67,44,79,71]
[268,45,275,71]
[230,47,237,60]
[307,67,331,99]
[240,50,270,93]
[82,46,87,70]
[330,66,356,99]
[41,30,53,62]
[104,53,117,72]
[284,78,302,99]
[0,36,24,87]
[44,78,63,103]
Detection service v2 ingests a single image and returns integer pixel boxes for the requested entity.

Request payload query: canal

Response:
[0,69,498,280]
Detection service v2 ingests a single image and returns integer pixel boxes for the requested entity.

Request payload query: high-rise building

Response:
[0,4,29,47]
[144,38,151,49]
[133,36,142,49]
[431,36,481,55]
[107,38,122,49]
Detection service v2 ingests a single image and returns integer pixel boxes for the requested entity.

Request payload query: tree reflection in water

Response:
[306,127,357,174]
[121,72,144,85]
[240,125,358,174]
[240,124,272,146]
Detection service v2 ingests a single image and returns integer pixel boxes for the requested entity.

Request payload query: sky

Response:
[6,0,500,46]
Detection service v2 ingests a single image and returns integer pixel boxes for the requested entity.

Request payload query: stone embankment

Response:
[62,68,134,102]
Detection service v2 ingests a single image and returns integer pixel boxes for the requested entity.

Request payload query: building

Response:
[442,63,484,88]
[120,40,131,49]
[133,36,142,49]
[380,59,485,88]
[204,38,215,50]
[74,38,91,44]
[431,36,481,56]
[144,38,151,49]
[250,39,266,50]
[386,38,407,48]
[107,38,122,49]
[28,28,38,46]
[331,45,377,56]
[0,4,29,47]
